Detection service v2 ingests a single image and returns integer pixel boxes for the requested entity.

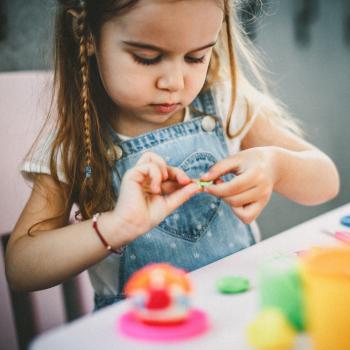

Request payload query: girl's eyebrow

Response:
[122,40,217,53]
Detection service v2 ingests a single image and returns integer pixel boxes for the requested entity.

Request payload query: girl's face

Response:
[93,0,224,136]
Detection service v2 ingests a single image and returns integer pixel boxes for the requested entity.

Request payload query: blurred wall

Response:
[255,0,350,238]
[0,0,54,71]
[0,0,349,237]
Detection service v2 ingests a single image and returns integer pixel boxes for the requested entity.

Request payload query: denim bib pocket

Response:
[158,151,222,242]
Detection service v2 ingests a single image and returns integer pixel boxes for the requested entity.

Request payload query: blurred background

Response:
[252,0,350,239]
[1,0,349,237]
[0,0,349,349]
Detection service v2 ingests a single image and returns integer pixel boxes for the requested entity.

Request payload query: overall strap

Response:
[191,88,217,117]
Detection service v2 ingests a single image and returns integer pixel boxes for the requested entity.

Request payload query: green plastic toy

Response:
[258,255,305,331]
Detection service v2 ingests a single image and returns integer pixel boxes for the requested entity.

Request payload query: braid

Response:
[51,1,124,220]
[75,0,96,217]
[76,0,93,181]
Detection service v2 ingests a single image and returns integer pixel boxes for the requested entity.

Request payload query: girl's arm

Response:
[240,114,340,204]
[5,174,132,292]
[6,153,200,292]
[201,114,339,224]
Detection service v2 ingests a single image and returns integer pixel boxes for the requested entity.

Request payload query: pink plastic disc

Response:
[117,308,210,342]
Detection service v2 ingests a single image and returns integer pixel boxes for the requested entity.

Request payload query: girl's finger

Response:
[201,157,240,181]
[160,167,193,194]
[214,177,224,185]
[133,162,163,194]
[166,166,191,185]
[205,169,257,197]
[161,180,183,194]
[232,201,263,224]
[224,186,261,208]
[137,152,168,180]
[164,183,201,213]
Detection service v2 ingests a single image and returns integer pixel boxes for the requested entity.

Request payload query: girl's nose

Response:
[156,63,185,92]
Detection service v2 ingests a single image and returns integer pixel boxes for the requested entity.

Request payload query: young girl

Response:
[6,0,339,310]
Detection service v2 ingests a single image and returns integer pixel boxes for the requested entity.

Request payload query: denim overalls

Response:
[91,89,256,310]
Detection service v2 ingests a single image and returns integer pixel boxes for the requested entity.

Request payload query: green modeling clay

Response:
[194,179,213,188]
[217,276,250,294]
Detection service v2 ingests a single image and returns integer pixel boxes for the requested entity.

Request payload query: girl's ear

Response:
[67,9,95,56]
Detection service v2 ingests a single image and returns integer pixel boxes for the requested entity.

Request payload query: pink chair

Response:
[0,71,94,350]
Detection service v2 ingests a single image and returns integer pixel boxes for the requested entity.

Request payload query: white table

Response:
[30,203,350,350]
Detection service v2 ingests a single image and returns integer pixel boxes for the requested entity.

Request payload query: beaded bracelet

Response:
[92,213,125,255]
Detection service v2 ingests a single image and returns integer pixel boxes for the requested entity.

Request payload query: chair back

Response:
[0,71,93,350]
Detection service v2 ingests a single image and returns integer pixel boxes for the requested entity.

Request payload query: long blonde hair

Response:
[31,0,300,223]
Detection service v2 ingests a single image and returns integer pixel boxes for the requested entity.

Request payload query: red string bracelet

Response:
[92,213,125,255]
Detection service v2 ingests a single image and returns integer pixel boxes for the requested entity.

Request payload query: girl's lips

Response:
[151,103,179,114]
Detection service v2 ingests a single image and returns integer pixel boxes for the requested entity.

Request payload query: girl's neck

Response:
[110,108,186,137]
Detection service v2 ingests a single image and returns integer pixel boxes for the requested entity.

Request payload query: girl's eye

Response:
[185,55,206,64]
[132,54,162,66]
[132,54,206,66]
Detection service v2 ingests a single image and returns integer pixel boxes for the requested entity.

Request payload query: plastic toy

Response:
[322,228,350,244]
[301,247,350,350]
[340,214,350,227]
[258,255,305,331]
[117,263,210,341]
[247,247,350,350]
[246,308,296,350]
[124,263,191,325]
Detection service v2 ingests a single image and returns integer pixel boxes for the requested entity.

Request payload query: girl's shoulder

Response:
[21,123,66,183]
[208,79,264,145]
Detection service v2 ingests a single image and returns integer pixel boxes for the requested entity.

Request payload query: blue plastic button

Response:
[340,215,350,228]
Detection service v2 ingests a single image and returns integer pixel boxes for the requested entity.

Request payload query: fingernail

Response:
[201,172,210,180]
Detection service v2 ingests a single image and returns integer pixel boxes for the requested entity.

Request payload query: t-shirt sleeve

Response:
[21,126,66,183]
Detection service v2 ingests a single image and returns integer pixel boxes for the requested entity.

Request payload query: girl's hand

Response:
[201,147,278,224]
[112,152,201,240]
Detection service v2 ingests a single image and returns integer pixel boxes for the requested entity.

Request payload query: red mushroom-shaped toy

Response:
[124,263,192,325]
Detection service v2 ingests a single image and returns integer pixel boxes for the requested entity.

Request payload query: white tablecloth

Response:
[30,203,350,350]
